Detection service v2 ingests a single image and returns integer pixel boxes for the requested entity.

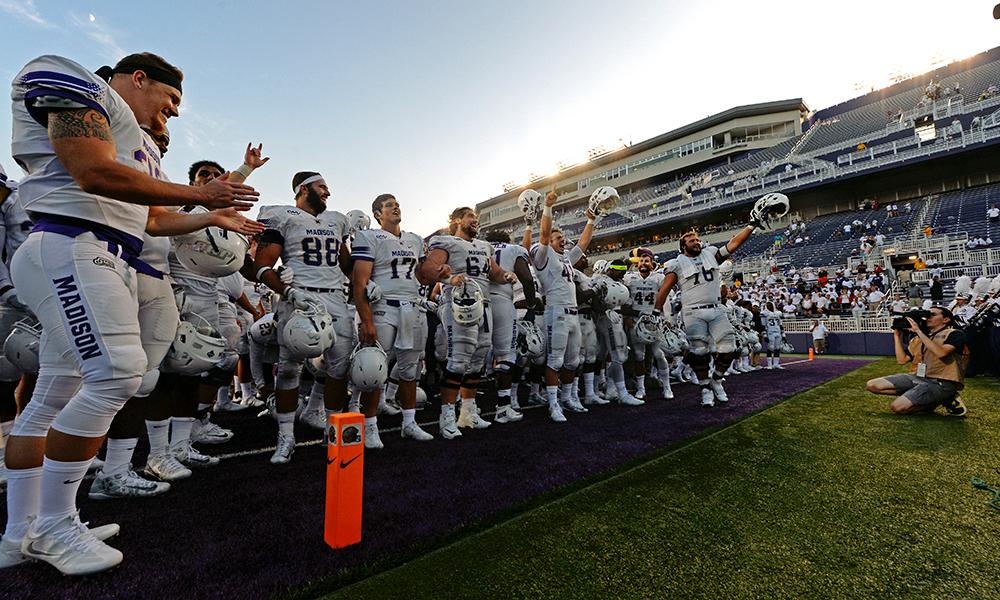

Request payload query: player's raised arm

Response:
[539,190,556,247]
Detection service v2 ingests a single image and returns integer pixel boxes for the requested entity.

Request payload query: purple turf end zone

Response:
[0,358,870,599]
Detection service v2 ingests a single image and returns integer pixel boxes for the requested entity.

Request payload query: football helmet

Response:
[515,320,544,358]
[603,281,630,309]
[451,280,485,326]
[633,314,661,344]
[588,186,620,218]
[719,260,734,278]
[249,313,278,345]
[749,192,790,229]
[2,317,40,373]
[591,259,608,275]
[173,211,249,277]
[781,340,795,354]
[281,300,336,359]
[415,386,428,409]
[164,313,228,375]
[660,328,682,357]
[517,190,543,223]
[346,210,371,236]
[349,343,388,392]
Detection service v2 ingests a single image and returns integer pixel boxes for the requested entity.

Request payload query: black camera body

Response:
[891,309,932,332]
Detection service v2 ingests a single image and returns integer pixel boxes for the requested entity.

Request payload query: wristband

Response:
[235,164,254,180]
[255,265,273,281]
[542,206,552,218]
[588,217,596,225]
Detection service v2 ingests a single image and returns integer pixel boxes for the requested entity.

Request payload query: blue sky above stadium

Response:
[0,0,997,236]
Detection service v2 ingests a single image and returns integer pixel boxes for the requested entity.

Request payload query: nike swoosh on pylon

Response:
[339,455,360,469]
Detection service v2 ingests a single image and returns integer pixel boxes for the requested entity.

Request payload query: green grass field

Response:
[326,359,1000,599]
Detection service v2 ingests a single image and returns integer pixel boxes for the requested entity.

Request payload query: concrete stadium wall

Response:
[787,332,894,356]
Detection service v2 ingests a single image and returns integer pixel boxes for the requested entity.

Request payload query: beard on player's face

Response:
[683,239,702,256]
[305,186,326,215]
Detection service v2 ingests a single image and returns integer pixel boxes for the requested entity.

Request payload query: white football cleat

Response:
[583,394,610,406]
[214,395,249,412]
[191,415,233,445]
[377,400,401,416]
[172,441,219,468]
[364,423,384,450]
[143,453,192,482]
[87,457,104,473]
[88,468,170,500]
[493,405,524,423]
[709,379,729,403]
[528,391,548,406]
[347,398,361,414]
[20,512,123,576]
[701,388,716,407]
[298,408,327,431]
[774,363,785,370]
[601,386,620,401]
[618,392,644,406]
[2,517,121,570]
[457,403,492,429]
[270,433,295,464]
[548,402,567,422]
[562,396,588,413]
[439,411,462,439]
[401,421,434,441]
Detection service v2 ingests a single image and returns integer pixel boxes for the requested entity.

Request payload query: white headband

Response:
[297,174,324,190]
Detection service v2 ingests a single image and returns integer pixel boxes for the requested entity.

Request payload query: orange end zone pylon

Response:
[324,412,364,549]
[808,347,815,361]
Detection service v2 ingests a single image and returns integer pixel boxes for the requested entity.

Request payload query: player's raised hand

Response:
[244,143,270,169]
[545,190,558,207]
[209,207,265,236]
[198,177,259,210]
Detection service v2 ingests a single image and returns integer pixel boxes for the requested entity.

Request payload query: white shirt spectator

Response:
[811,323,828,340]
[891,299,908,313]
[867,289,884,304]
[851,302,866,318]
[874,233,885,246]
[782,303,797,315]
[843,225,852,234]
[988,207,1000,220]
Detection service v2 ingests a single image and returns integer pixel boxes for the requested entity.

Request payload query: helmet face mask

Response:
[517,190,543,223]
[515,320,544,358]
[165,313,228,375]
[281,301,336,359]
[174,226,249,278]
[588,186,620,218]
[346,210,371,237]
[451,280,485,326]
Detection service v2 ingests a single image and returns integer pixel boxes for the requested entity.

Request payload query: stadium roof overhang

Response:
[478,98,809,210]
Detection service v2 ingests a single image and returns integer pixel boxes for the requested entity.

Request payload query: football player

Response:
[760,301,785,369]
[624,248,672,400]
[2,53,257,575]
[530,191,596,421]
[352,194,434,447]
[592,259,642,405]
[483,229,537,423]
[655,224,756,408]
[418,207,514,438]
[253,172,356,464]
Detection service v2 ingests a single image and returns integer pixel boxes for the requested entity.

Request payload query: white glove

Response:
[284,287,318,310]
[419,298,439,313]
[278,267,295,285]
[0,287,27,310]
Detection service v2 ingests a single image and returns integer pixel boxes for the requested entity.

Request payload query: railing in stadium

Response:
[782,316,891,333]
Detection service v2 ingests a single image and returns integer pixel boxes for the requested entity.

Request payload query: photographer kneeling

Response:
[865,307,969,416]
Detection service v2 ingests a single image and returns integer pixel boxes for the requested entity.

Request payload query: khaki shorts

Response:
[813,338,826,352]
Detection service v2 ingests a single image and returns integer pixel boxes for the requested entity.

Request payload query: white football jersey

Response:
[259,206,350,291]
[530,243,582,308]
[137,132,171,274]
[761,309,783,332]
[11,55,153,238]
[489,242,528,299]
[351,228,424,300]
[428,234,493,296]
[663,246,725,308]
[217,272,245,304]
[624,271,665,315]
[168,205,219,296]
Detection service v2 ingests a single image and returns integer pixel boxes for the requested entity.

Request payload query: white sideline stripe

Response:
[214,359,815,460]
[336,359,830,592]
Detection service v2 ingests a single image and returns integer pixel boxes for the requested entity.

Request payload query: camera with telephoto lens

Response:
[891,309,931,333]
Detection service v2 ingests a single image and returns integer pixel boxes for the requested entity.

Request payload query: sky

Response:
[1,0,998,237]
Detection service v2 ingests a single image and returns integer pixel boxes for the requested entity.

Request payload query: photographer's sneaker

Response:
[21,512,123,576]
[401,422,434,441]
[943,394,967,417]
[88,468,171,500]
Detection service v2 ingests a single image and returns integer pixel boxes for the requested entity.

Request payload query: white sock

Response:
[102,438,137,476]
[384,381,399,402]
[636,377,646,395]
[560,383,573,404]
[510,382,519,403]
[307,380,325,412]
[277,411,295,437]
[497,389,511,410]
[240,382,255,402]
[546,385,559,407]
[775,356,781,366]
[215,386,230,406]
[38,457,91,522]
[571,378,580,402]
[583,373,595,396]
[169,417,195,446]
[364,416,377,428]
[530,382,540,397]
[3,466,42,540]
[402,408,416,426]
[146,419,170,456]
[616,380,629,394]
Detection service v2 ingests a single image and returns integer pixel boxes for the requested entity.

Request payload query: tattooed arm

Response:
[48,108,258,210]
